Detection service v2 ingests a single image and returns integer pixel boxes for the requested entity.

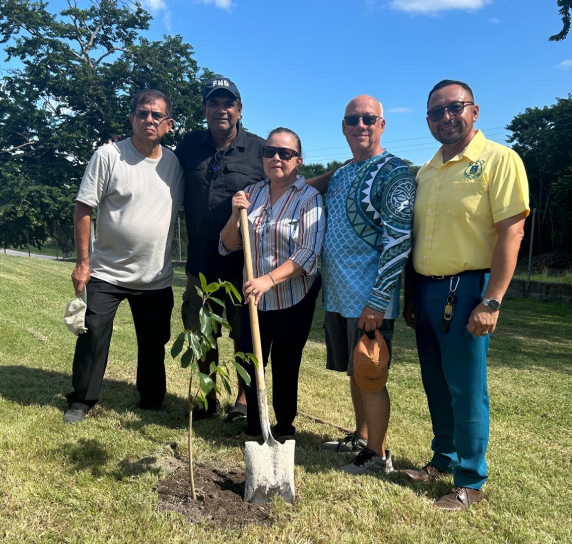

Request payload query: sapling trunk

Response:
[187,374,196,500]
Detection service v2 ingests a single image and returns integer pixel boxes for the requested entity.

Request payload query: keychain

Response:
[440,276,460,333]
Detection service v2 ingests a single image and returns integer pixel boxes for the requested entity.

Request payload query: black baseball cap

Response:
[202,77,241,102]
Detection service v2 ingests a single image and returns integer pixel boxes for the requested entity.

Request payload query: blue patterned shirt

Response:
[322,153,415,318]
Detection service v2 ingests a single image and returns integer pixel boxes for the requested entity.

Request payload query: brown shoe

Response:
[400,463,451,482]
[434,486,484,511]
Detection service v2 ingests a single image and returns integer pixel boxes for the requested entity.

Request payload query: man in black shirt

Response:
[175,77,265,421]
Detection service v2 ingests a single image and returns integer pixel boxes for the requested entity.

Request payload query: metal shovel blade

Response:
[244,437,296,503]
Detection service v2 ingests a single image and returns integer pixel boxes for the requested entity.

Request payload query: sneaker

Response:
[323,431,367,453]
[339,448,394,475]
[192,398,221,421]
[63,408,87,424]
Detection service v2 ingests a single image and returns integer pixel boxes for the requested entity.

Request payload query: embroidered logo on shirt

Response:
[464,159,485,180]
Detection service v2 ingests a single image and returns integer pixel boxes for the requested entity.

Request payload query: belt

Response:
[424,269,490,281]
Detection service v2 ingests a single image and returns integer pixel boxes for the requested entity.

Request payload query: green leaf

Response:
[231,359,252,386]
[223,281,242,304]
[171,332,185,358]
[190,331,202,360]
[236,351,259,368]
[219,373,232,396]
[209,296,225,309]
[190,362,199,375]
[205,281,220,293]
[199,272,208,291]
[199,307,213,337]
[209,362,217,374]
[211,313,231,330]
[181,348,194,368]
[198,372,214,395]
[194,285,203,299]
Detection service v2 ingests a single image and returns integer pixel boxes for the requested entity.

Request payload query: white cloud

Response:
[488,17,501,23]
[163,11,172,31]
[554,59,572,70]
[387,107,414,113]
[142,0,167,10]
[390,0,490,15]
[199,0,234,10]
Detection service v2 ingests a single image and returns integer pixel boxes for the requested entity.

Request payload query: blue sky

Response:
[44,1,572,165]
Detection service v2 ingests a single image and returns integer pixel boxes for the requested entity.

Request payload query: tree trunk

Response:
[187,375,196,500]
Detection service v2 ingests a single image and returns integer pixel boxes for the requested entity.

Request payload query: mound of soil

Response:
[156,462,272,529]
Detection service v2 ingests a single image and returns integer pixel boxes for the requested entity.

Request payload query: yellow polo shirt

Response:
[413,130,529,276]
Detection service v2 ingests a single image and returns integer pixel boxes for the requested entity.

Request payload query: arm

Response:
[71,201,93,297]
[402,253,416,329]
[467,212,527,336]
[361,168,416,331]
[306,160,351,195]
[220,191,249,253]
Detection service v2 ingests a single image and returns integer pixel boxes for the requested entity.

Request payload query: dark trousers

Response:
[241,276,321,436]
[66,277,174,411]
[415,271,490,489]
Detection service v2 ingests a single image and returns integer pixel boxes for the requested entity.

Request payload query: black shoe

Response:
[224,401,247,423]
[192,399,221,421]
[138,403,167,415]
[63,408,87,424]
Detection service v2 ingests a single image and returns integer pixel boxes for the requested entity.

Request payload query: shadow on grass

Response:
[53,438,112,478]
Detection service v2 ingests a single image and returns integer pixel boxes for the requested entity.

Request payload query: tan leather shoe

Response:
[400,463,451,482]
[434,486,484,511]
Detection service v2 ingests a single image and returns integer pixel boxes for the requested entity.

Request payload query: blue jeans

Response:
[415,271,490,489]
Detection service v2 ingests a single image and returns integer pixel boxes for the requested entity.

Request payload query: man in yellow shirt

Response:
[402,80,529,510]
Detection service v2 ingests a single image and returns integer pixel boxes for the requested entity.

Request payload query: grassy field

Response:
[1,254,571,543]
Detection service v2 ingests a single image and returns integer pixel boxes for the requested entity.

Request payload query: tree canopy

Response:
[550,0,572,41]
[507,95,572,264]
[0,0,212,250]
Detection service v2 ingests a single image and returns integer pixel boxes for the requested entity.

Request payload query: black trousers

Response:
[66,277,174,411]
[241,276,321,436]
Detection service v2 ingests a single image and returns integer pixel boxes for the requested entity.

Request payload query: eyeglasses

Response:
[133,109,170,123]
[212,150,224,179]
[427,101,474,122]
[262,146,300,161]
[343,115,381,126]
[260,206,272,239]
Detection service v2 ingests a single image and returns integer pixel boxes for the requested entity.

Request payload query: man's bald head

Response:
[345,95,384,119]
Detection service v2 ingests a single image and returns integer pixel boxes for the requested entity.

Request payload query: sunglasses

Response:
[212,150,224,179]
[133,109,170,123]
[427,101,474,122]
[343,115,381,126]
[262,146,300,161]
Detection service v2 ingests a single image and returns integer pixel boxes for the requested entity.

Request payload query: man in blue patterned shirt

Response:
[321,95,416,474]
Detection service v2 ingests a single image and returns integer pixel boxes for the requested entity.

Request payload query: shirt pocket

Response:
[288,218,300,246]
[224,163,258,194]
[447,181,488,219]
[183,160,209,193]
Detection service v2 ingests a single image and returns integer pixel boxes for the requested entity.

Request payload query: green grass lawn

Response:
[1,254,571,543]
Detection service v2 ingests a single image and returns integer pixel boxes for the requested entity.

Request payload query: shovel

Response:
[240,208,296,504]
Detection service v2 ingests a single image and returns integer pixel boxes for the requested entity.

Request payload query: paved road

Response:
[2,249,60,260]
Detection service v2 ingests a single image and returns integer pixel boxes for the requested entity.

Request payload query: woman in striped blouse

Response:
[220,127,325,440]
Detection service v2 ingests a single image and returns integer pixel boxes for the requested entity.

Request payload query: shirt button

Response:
[432,190,438,195]
[428,211,434,216]
[423,256,427,260]
[426,236,431,241]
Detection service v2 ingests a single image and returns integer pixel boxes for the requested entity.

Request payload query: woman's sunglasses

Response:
[262,146,300,161]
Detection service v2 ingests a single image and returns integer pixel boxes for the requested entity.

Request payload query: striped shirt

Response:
[219,176,325,311]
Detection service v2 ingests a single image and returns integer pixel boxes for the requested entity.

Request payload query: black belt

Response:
[424,269,490,281]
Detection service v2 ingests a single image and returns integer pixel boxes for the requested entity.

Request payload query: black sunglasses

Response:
[343,115,381,126]
[212,150,224,179]
[427,101,474,122]
[262,146,300,161]
[133,109,170,123]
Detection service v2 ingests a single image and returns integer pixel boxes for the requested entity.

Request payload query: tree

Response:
[170,274,256,499]
[0,0,212,249]
[507,95,572,262]
[550,0,572,41]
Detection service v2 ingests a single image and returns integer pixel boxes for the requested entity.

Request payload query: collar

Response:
[428,130,486,168]
[201,122,249,150]
[262,175,307,192]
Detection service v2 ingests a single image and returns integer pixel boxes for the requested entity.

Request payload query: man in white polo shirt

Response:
[64,89,184,423]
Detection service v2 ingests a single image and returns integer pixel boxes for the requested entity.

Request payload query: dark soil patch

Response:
[156,461,273,529]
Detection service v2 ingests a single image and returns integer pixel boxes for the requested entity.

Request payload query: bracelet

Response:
[268,272,276,288]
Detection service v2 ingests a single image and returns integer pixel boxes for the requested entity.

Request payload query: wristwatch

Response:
[481,298,501,311]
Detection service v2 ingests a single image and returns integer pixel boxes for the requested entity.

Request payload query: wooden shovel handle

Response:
[240,208,271,438]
